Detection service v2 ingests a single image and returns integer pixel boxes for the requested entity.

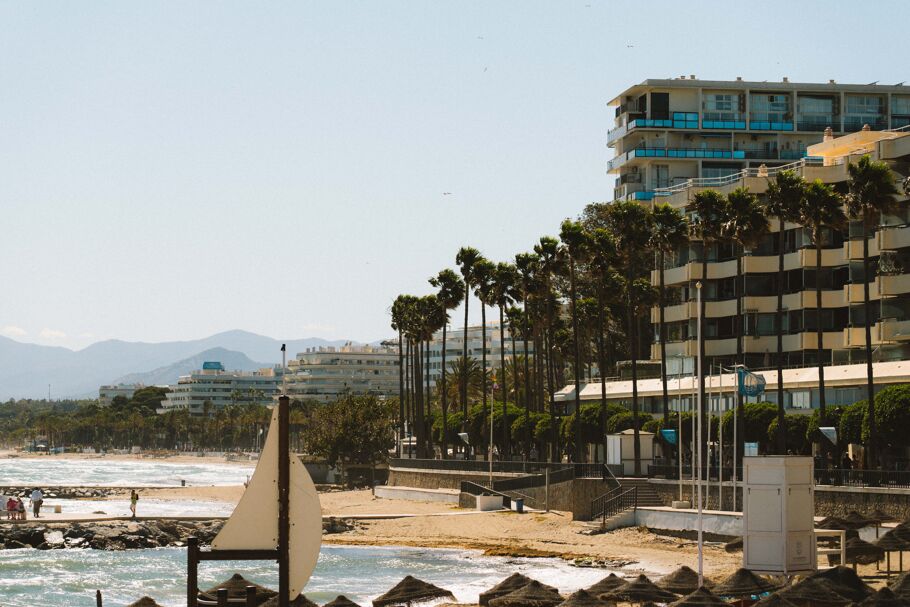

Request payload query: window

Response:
[790,390,811,409]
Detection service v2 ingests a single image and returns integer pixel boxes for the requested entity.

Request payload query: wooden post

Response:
[95,589,102,607]
[217,588,229,607]
[278,395,290,607]
[187,536,199,607]
[246,586,258,607]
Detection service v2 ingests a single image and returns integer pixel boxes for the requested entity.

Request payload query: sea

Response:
[0,459,619,605]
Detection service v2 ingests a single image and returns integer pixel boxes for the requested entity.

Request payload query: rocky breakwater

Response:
[0,517,356,551]
[0,486,120,499]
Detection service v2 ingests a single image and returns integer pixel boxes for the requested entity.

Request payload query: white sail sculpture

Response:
[212,406,322,599]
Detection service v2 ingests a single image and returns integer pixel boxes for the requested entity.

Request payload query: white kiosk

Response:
[742,456,816,575]
[606,429,654,476]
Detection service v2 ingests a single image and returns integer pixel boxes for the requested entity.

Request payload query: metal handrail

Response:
[597,486,638,525]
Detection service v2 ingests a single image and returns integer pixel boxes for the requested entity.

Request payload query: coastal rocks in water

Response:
[323,517,355,535]
[0,519,224,551]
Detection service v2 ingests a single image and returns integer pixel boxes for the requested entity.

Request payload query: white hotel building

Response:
[157,361,282,415]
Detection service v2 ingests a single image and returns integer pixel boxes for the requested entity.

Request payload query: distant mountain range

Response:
[0,330,354,400]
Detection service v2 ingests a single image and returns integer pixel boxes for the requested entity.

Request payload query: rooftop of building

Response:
[295,342,397,356]
[609,77,910,106]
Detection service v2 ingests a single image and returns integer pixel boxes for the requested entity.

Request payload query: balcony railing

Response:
[844,116,888,132]
[633,147,745,160]
[749,120,794,131]
[652,156,835,197]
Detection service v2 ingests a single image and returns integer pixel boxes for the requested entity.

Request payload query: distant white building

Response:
[99,384,142,406]
[157,361,282,415]
[426,323,532,387]
[284,343,399,403]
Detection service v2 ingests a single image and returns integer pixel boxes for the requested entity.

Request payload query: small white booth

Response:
[743,455,816,575]
[605,429,654,476]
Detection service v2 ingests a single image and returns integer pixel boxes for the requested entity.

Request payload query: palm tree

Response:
[429,269,466,459]
[725,187,770,465]
[799,179,847,449]
[472,258,496,459]
[649,203,689,429]
[560,219,590,462]
[390,296,410,456]
[515,253,540,458]
[534,236,562,461]
[491,262,518,457]
[846,155,901,468]
[765,170,805,453]
[418,294,446,457]
[456,247,483,423]
[605,200,653,475]
[688,189,728,468]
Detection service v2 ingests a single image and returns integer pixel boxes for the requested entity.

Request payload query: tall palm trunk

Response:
[462,291,470,423]
[699,255,708,473]
[499,307,509,458]
[546,329,558,462]
[481,303,489,459]
[414,340,425,459]
[569,260,583,462]
[776,217,786,454]
[425,340,432,457]
[441,323,448,459]
[862,220,877,468]
[628,269,641,476]
[736,250,745,473]
[522,303,532,458]
[398,329,404,457]
[405,339,412,445]
[597,295,608,465]
[658,250,671,464]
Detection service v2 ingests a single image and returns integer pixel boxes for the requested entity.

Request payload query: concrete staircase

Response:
[614,478,665,508]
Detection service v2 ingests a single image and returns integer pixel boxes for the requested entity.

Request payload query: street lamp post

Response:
[696,281,704,585]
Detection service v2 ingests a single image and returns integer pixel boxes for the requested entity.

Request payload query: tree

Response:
[724,187,769,467]
[765,170,805,453]
[649,203,689,430]
[604,200,653,475]
[689,189,728,468]
[429,269,466,459]
[559,219,590,461]
[864,385,910,461]
[304,395,396,486]
[798,179,848,442]
[534,236,562,461]
[491,262,518,456]
[471,258,496,460]
[456,247,483,424]
[846,155,901,468]
[514,252,540,458]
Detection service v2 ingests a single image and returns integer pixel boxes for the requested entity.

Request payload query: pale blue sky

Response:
[1,1,908,350]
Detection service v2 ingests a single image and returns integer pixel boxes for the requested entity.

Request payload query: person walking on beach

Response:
[129,489,139,519]
[30,488,43,518]
[16,497,25,520]
[5,496,16,520]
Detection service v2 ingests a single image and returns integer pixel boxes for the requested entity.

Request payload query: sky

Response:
[1,1,909,350]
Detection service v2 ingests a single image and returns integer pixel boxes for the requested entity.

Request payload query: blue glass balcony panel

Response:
[632,191,655,200]
[750,121,795,131]
[703,120,746,130]
[632,147,740,160]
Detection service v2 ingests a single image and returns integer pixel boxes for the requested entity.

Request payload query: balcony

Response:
[651,337,736,360]
[880,319,910,342]
[652,259,738,285]
[749,120,794,131]
[844,116,887,132]
[879,225,910,250]
[879,274,910,296]
[843,325,885,348]
[797,116,839,132]
[633,147,745,160]
[844,280,880,304]
[844,238,880,260]
[703,113,746,130]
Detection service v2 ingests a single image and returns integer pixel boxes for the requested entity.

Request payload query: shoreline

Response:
[0,449,258,467]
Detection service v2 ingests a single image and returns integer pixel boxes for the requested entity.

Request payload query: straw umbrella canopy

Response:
[204,573,277,605]
[260,595,319,607]
[373,576,455,607]
[817,517,852,531]
[127,598,166,607]
[713,569,780,600]
[777,578,853,606]
[806,565,875,602]
[557,589,613,607]
[870,510,895,524]
[479,574,537,606]
[839,537,886,567]
[860,588,910,607]
[324,597,363,607]
[660,567,714,595]
[889,572,910,600]
[843,512,878,529]
[602,575,678,604]
[752,594,800,607]
[668,587,728,607]
[585,574,628,596]
[489,580,564,607]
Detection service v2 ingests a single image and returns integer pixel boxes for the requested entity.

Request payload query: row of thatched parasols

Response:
[815,511,910,573]
[121,561,910,607]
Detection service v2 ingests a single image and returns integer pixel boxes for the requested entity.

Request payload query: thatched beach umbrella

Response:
[205,573,277,605]
[843,511,877,528]
[777,578,852,607]
[752,594,800,607]
[488,580,564,607]
[879,530,910,574]
[806,565,874,602]
[660,567,714,595]
[585,574,627,596]
[260,595,318,607]
[324,597,363,607]
[870,509,895,524]
[602,575,678,604]
[860,587,910,607]
[889,571,910,600]
[817,517,852,531]
[373,575,455,607]
[479,574,536,606]
[127,598,165,607]
[713,569,780,600]
[838,537,886,568]
[668,587,728,607]
[558,589,613,607]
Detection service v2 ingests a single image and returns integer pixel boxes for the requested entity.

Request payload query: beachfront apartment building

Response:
[283,343,399,403]
[157,361,282,415]
[608,77,910,203]
[603,77,910,412]
[424,323,534,388]
[98,383,142,406]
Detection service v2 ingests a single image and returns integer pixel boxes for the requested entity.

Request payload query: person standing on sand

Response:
[130,489,139,519]
[30,488,43,518]
[16,497,25,520]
